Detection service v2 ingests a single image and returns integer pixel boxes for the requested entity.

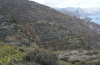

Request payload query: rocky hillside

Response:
[0,0,100,50]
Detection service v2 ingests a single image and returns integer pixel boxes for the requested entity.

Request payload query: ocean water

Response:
[87,15,100,25]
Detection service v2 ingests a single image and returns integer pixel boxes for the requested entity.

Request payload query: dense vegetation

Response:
[0,42,100,65]
[0,42,24,65]
[0,0,100,65]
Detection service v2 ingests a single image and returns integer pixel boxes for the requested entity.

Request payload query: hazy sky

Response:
[30,0,100,8]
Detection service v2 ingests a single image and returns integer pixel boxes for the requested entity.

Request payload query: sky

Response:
[30,0,100,8]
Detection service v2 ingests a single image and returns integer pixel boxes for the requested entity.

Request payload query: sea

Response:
[87,15,100,25]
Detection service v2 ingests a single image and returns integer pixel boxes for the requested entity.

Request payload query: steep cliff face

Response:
[0,0,100,50]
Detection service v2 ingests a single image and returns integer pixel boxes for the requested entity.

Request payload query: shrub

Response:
[73,62,81,65]
[21,62,41,65]
[58,60,71,65]
[85,59,100,65]
[25,49,58,65]
[86,50,99,55]
[0,42,24,65]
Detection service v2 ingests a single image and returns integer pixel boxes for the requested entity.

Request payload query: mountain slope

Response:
[0,0,100,50]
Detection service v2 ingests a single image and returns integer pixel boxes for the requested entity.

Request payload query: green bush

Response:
[0,43,24,65]
[73,62,81,65]
[58,60,71,65]
[85,59,100,65]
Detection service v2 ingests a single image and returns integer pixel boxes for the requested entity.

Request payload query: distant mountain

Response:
[55,8,80,17]
[0,0,100,50]
[84,8,100,15]
[55,7,100,17]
